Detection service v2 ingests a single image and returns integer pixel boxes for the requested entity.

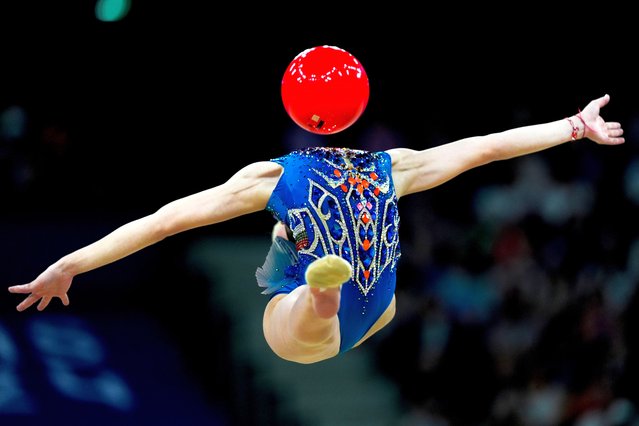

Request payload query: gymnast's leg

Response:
[263,254,351,364]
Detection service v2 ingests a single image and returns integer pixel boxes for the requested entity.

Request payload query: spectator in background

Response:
[9,94,624,366]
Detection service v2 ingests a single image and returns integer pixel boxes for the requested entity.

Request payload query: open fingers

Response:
[605,122,624,142]
[15,294,69,312]
[37,296,51,311]
[8,283,34,294]
[597,93,611,108]
[608,136,625,145]
[16,293,40,312]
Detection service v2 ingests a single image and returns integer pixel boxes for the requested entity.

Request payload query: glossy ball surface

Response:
[281,45,369,135]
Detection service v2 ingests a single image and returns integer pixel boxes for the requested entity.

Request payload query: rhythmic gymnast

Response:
[8,94,624,364]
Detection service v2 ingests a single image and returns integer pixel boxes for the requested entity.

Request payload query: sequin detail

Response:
[282,147,400,297]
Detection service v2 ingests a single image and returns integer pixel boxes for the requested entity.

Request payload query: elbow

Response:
[149,206,180,240]
[482,144,501,165]
[479,136,511,164]
[467,137,501,168]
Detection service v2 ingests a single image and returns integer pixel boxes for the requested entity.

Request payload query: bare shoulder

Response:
[229,161,284,206]
[237,160,284,179]
[385,147,418,168]
[384,146,459,197]
[384,148,422,198]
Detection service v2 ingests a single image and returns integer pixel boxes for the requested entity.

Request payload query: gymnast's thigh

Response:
[262,289,340,364]
[352,294,397,348]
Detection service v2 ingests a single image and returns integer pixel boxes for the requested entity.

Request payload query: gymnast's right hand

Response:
[8,265,72,312]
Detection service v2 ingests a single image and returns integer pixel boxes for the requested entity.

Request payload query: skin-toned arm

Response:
[390,94,625,198]
[8,161,283,312]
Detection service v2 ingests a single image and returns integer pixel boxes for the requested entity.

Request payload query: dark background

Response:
[2,2,639,425]
[2,1,636,220]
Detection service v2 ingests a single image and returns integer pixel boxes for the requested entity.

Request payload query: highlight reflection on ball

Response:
[281,45,370,135]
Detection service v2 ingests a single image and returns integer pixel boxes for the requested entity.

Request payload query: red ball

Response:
[281,45,369,135]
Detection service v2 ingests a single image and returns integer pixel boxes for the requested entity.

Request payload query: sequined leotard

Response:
[257,147,401,353]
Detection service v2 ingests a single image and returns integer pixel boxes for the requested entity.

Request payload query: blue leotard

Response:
[256,147,401,353]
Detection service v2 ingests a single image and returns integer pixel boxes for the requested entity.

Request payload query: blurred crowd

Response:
[363,114,639,425]
[4,99,639,426]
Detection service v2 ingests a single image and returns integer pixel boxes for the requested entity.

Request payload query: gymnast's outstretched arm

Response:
[389,94,624,198]
[8,161,282,312]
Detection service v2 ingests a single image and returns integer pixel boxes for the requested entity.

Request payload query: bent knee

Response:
[263,295,340,364]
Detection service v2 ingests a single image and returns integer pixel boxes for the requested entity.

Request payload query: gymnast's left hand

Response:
[579,94,625,145]
[8,266,72,312]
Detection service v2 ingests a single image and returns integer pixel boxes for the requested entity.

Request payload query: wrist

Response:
[53,257,78,277]
[566,115,586,141]
[575,112,588,140]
